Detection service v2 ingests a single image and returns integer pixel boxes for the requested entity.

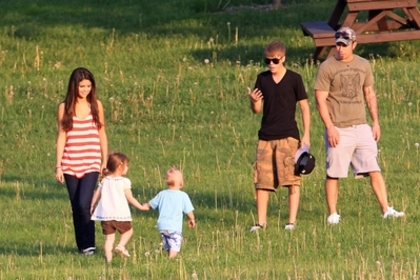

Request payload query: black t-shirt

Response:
[254,69,308,141]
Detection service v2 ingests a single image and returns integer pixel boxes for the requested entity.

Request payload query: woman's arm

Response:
[55,103,66,183]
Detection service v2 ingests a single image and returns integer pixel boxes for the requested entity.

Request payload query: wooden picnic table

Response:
[301,0,420,60]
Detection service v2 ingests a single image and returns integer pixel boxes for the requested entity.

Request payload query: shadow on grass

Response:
[301,42,409,63]
[0,0,320,35]
[0,175,68,201]
[0,244,81,256]
[189,42,410,67]
[0,173,325,227]
[1,0,415,64]
[183,187,326,227]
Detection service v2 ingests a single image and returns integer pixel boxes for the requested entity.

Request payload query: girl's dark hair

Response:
[102,152,129,177]
[61,67,102,131]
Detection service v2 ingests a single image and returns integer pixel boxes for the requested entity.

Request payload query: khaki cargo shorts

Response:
[253,138,301,191]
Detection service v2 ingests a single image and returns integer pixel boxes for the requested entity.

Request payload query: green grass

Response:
[1,0,420,278]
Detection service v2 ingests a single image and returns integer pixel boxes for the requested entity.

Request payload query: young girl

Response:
[90,152,144,262]
[55,67,108,255]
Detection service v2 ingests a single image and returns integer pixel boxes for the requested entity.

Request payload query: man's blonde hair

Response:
[265,41,286,57]
[165,167,183,186]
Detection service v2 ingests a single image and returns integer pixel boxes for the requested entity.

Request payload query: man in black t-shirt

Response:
[248,41,311,231]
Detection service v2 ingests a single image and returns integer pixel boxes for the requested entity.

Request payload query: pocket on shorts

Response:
[287,137,299,154]
[284,138,300,184]
[252,161,259,184]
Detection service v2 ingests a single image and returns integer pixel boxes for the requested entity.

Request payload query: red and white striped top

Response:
[62,114,101,178]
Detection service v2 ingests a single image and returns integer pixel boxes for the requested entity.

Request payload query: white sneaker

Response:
[284,223,295,230]
[250,223,267,232]
[382,206,404,218]
[327,213,340,224]
[81,247,96,256]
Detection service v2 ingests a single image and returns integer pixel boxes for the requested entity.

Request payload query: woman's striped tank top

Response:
[62,113,101,178]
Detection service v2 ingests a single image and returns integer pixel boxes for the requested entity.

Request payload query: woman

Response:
[55,67,108,255]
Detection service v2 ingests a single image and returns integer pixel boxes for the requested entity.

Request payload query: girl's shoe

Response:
[114,245,130,258]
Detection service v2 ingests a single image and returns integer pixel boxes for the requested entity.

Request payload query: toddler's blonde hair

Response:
[165,167,183,186]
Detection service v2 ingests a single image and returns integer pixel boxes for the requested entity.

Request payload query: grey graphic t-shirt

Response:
[314,55,374,128]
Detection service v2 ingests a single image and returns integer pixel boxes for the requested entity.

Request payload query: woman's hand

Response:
[55,167,64,183]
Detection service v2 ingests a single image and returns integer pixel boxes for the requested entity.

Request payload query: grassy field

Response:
[1,0,420,278]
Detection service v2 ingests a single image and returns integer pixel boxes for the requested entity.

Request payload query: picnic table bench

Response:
[301,0,420,60]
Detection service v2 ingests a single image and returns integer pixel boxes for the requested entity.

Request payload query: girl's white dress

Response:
[91,176,132,221]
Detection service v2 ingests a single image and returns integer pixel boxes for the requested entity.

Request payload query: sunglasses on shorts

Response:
[264,57,282,65]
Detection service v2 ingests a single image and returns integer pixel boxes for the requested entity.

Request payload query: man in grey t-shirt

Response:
[314,27,404,224]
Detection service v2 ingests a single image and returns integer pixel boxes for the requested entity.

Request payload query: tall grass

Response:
[1,0,420,278]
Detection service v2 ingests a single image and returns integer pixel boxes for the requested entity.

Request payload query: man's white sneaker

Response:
[382,206,404,218]
[327,213,340,225]
[250,223,267,232]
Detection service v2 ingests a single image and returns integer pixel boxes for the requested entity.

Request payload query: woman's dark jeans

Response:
[64,172,99,252]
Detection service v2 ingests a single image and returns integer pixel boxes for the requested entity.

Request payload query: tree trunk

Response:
[273,0,281,9]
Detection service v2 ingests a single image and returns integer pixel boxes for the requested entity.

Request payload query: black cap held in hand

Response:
[294,152,316,175]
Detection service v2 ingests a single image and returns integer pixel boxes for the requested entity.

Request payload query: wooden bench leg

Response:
[314,46,328,61]
[327,48,336,59]
[407,7,420,29]
[312,46,336,61]
[369,10,388,31]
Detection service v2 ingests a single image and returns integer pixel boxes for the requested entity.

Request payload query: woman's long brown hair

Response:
[61,67,102,131]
